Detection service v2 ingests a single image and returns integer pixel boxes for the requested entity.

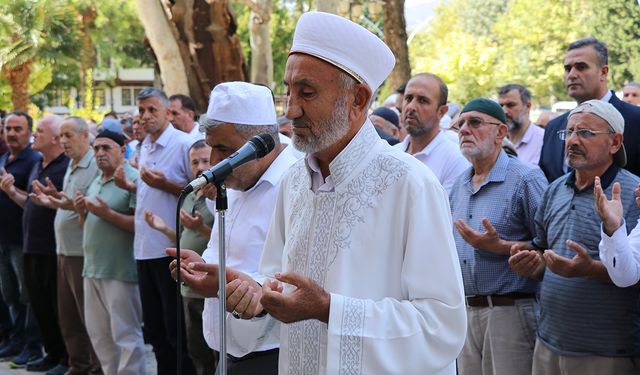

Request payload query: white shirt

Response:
[394,130,470,194]
[599,219,640,287]
[188,121,204,140]
[134,125,192,259]
[235,121,466,374]
[202,145,298,353]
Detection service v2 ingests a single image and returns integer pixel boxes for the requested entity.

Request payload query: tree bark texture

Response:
[383,0,410,91]
[237,0,273,86]
[3,60,32,112]
[135,0,191,97]
[166,0,247,112]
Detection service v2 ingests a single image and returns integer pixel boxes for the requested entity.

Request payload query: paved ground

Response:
[0,345,157,375]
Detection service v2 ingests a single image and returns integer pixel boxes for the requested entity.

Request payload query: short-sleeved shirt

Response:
[134,125,192,260]
[534,164,640,356]
[54,149,99,256]
[450,150,547,295]
[179,193,214,298]
[83,163,139,283]
[23,153,70,255]
[0,145,42,245]
[394,130,470,194]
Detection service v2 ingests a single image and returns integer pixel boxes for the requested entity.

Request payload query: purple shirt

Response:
[514,123,544,165]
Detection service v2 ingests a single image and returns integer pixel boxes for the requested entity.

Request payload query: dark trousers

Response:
[137,257,195,375]
[23,254,67,363]
[183,296,218,375]
[226,348,279,375]
[0,293,10,342]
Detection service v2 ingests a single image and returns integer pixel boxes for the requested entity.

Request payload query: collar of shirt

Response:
[142,123,176,150]
[1,143,36,166]
[306,153,335,192]
[246,144,298,193]
[72,148,94,171]
[463,150,510,194]
[400,130,446,158]
[517,123,538,147]
[565,162,619,192]
[601,90,613,103]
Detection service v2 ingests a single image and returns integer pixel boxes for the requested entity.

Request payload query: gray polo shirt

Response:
[54,148,99,256]
[534,165,640,356]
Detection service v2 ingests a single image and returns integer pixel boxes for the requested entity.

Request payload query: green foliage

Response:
[410,0,639,106]
[587,0,640,88]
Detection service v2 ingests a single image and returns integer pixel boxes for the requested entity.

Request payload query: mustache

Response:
[566,145,585,155]
[292,118,310,128]
[6,136,18,142]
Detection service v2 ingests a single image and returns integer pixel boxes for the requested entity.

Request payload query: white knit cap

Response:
[205,82,277,125]
[569,99,626,166]
[290,12,395,92]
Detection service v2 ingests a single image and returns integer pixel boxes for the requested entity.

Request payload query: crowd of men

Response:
[0,10,640,375]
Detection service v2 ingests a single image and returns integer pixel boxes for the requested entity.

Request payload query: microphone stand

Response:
[215,182,228,375]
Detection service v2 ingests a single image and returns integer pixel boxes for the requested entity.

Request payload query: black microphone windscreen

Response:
[251,134,276,158]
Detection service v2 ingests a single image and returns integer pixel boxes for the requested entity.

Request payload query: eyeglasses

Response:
[451,117,501,131]
[557,129,614,141]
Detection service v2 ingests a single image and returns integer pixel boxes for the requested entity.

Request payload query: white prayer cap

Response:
[569,99,626,167]
[205,82,277,125]
[290,12,395,93]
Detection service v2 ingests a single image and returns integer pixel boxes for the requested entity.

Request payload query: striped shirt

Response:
[450,151,547,295]
[534,165,640,356]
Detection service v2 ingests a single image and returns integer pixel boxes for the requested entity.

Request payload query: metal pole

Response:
[215,184,228,375]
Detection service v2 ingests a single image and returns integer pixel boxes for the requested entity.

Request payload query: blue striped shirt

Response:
[534,165,640,356]
[450,151,548,295]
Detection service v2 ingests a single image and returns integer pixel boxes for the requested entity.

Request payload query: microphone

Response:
[182,133,276,194]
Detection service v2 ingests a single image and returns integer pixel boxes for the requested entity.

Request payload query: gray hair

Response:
[39,115,63,136]
[625,82,640,89]
[63,116,89,134]
[567,37,608,66]
[137,87,169,107]
[498,83,532,104]
[202,118,280,144]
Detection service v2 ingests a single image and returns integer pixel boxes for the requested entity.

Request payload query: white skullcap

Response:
[569,99,626,167]
[290,12,395,93]
[205,82,277,125]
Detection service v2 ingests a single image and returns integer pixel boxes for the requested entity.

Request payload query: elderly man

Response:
[31,117,102,374]
[509,100,640,374]
[73,130,146,375]
[540,37,640,181]
[395,73,469,194]
[0,116,70,374]
[622,82,640,106]
[168,82,297,374]
[369,107,400,144]
[498,84,544,164]
[449,99,547,375]
[133,87,195,375]
[0,112,43,367]
[169,94,202,139]
[197,12,466,375]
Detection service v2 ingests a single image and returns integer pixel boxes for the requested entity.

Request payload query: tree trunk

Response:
[383,0,410,91]
[2,60,32,112]
[162,0,247,112]
[238,0,273,86]
[135,0,190,97]
[316,0,340,13]
[80,5,97,109]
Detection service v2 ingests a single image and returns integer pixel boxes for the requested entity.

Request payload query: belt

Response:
[466,293,535,307]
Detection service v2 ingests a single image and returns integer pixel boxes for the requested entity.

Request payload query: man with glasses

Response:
[510,100,640,374]
[395,73,469,194]
[539,37,640,181]
[449,98,547,375]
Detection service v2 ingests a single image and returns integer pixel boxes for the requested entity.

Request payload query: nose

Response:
[285,95,302,120]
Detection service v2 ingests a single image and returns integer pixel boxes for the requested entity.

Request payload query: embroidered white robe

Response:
[228,121,466,375]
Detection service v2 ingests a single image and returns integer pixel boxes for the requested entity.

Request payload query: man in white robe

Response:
[211,12,467,375]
